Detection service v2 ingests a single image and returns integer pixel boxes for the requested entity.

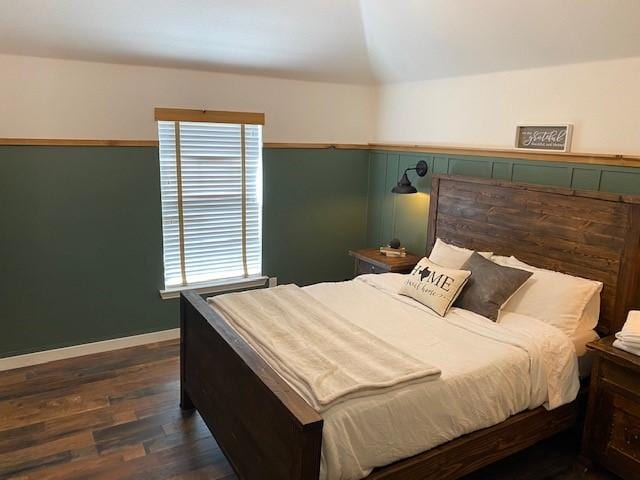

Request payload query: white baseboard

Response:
[0,328,180,372]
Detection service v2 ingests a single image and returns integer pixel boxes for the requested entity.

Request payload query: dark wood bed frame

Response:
[180,175,640,479]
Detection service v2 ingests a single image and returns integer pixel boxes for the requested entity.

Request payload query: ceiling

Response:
[1,0,639,84]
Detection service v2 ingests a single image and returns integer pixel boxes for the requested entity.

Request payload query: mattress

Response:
[211,273,580,480]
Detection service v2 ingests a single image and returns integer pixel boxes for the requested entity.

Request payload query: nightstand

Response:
[348,248,421,277]
[581,336,640,479]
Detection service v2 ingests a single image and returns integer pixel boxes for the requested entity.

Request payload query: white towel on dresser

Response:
[615,334,640,349]
[617,311,640,339]
[613,339,640,356]
[613,311,640,356]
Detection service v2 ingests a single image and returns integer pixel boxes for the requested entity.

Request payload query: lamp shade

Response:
[391,160,428,194]
[391,173,418,194]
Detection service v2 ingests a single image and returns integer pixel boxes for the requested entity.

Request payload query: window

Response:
[156,108,264,292]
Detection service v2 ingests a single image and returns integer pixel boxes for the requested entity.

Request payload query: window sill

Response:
[159,275,269,300]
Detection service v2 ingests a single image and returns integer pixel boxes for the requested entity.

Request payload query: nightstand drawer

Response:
[356,260,388,275]
[349,248,421,279]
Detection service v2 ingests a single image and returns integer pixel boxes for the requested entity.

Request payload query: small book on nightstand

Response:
[379,246,407,257]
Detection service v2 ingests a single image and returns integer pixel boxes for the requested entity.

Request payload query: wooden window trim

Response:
[0,138,158,147]
[154,108,265,125]
[240,124,248,277]
[174,121,188,286]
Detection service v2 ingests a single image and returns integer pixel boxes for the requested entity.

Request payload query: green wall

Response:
[0,146,174,358]
[3,143,639,357]
[0,146,369,357]
[263,148,369,285]
[367,150,640,255]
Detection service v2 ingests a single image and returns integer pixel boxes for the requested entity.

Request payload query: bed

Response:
[179,175,640,480]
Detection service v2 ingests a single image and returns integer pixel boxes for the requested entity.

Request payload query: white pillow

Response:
[400,258,471,317]
[578,291,601,332]
[492,256,603,336]
[429,238,493,269]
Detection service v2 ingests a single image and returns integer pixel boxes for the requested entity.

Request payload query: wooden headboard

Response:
[426,175,640,335]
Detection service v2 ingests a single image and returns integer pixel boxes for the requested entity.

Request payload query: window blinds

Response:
[158,114,263,287]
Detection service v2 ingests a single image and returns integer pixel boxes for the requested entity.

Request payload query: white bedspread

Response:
[209,273,580,480]
[209,285,441,412]
[304,274,579,480]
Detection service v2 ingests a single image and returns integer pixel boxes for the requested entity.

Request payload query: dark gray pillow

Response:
[454,252,533,321]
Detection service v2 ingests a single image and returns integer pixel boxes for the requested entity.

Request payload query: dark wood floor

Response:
[0,340,618,480]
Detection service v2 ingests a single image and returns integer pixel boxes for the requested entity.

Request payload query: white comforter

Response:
[301,274,579,480]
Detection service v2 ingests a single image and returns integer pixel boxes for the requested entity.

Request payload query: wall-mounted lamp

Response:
[391,160,428,194]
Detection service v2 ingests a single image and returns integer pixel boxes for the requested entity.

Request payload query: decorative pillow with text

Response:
[400,258,471,317]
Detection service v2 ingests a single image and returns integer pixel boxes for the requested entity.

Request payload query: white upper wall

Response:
[2,54,640,155]
[0,54,376,143]
[2,1,640,153]
[375,57,640,155]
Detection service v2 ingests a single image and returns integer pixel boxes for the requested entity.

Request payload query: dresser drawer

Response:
[582,338,640,480]
[609,398,640,462]
[595,392,640,478]
[601,358,640,397]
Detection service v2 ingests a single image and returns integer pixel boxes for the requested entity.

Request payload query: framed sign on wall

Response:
[515,124,573,152]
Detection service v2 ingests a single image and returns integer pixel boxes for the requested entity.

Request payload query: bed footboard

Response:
[180,290,323,480]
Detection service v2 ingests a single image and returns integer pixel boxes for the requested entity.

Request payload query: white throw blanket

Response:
[614,311,640,355]
[209,284,441,412]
